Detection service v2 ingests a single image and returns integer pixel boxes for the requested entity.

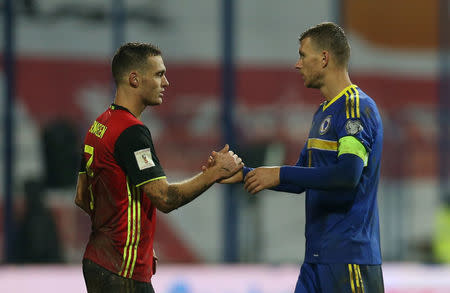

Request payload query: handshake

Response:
[201,144,280,195]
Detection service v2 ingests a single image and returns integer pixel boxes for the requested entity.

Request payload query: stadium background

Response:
[0,0,449,292]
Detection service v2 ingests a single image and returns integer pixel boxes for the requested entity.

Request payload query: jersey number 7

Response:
[84,144,95,210]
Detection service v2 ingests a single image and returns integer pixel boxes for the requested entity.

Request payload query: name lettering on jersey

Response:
[89,121,108,138]
[134,148,155,170]
[345,119,363,135]
[319,115,332,135]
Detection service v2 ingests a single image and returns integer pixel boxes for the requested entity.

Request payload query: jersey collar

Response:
[322,84,357,111]
[110,103,136,117]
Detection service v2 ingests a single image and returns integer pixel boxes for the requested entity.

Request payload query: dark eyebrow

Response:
[155,69,166,75]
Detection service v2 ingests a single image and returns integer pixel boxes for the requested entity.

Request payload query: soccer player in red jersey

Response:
[75,42,243,293]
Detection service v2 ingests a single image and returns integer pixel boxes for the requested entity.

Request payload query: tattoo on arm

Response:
[144,173,215,213]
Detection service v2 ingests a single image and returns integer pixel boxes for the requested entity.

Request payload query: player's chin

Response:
[149,98,163,106]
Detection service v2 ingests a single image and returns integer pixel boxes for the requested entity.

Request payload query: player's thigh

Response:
[317,263,384,293]
[82,259,155,293]
[358,264,384,293]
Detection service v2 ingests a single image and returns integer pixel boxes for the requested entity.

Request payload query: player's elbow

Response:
[74,197,82,208]
[334,173,361,190]
[156,204,176,214]
[74,192,84,209]
[343,175,360,189]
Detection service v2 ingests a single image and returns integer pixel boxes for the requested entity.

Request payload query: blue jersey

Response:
[301,84,383,264]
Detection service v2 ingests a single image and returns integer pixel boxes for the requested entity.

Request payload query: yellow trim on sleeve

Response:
[79,171,86,174]
[136,176,167,187]
[338,136,368,166]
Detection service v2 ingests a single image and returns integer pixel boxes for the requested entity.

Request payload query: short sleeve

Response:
[114,124,166,186]
[334,104,375,154]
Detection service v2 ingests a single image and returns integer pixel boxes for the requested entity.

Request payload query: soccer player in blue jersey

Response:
[206,22,385,292]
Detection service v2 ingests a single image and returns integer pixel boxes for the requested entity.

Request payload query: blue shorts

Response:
[294,262,384,293]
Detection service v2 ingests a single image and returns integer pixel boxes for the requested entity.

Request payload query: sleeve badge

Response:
[345,119,363,135]
[134,148,155,170]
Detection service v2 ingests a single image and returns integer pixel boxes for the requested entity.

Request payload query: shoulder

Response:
[105,109,144,138]
[354,88,381,120]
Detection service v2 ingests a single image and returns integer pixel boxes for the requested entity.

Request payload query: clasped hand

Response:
[204,144,244,181]
[202,146,280,194]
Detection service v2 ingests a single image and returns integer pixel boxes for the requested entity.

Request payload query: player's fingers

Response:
[244,176,256,190]
[228,150,234,156]
[244,170,254,182]
[250,186,262,195]
[245,181,259,194]
[219,144,229,154]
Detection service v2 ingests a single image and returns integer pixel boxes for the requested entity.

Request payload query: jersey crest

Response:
[319,115,332,135]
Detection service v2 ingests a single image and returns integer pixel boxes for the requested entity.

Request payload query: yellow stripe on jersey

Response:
[345,92,350,119]
[338,136,368,166]
[348,264,356,293]
[123,188,137,278]
[129,186,141,277]
[308,150,312,167]
[119,178,134,277]
[307,138,338,152]
[351,86,361,118]
[350,91,355,118]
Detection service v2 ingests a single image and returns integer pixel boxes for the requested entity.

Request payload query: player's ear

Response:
[322,50,329,68]
[129,72,139,88]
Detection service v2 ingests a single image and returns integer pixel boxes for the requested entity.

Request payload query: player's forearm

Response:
[244,166,305,194]
[161,169,219,213]
[270,183,305,194]
[280,154,364,190]
[75,173,91,215]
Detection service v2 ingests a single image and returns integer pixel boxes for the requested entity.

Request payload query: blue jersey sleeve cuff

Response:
[242,166,253,179]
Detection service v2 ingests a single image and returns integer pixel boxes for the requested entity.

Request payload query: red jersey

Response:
[80,104,166,282]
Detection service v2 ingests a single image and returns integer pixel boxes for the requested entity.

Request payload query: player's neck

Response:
[320,70,352,102]
[114,89,145,119]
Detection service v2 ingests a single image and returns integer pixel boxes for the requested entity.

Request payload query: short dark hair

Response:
[111,42,162,85]
[299,22,350,68]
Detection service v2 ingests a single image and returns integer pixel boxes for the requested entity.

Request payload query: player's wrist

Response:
[202,165,222,183]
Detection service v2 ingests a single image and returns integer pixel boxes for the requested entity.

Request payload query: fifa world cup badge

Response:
[345,119,363,135]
